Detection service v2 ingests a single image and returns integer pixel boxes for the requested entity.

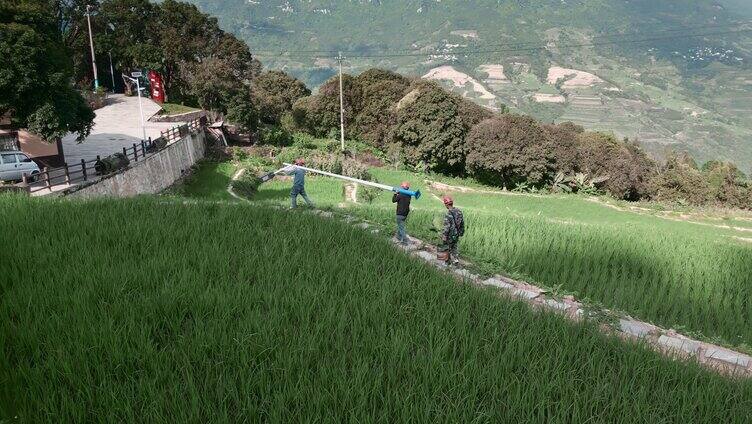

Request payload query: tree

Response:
[0,0,94,142]
[353,69,410,148]
[390,81,478,173]
[99,0,162,73]
[225,91,258,134]
[577,133,655,200]
[156,0,224,102]
[542,121,583,176]
[291,74,361,138]
[253,70,310,125]
[465,114,553,187]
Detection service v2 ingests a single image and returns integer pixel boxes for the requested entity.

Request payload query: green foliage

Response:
[702,161,749,207]
[466,114,554,188]
[353,69,411,148]
[0,0,94,141]
[543,122,584,176]
[229,146,249,163]
[649,152,713,205]
[231,170,261,199]
[342,159,371,181]
[225,92,258,134]
[308,154,343,175]
[259,125,292,147]
[390,82,473,173]
[3,194,752,421]
[577,133,656,201]
[358,181,383,204]
[253,70,310,125]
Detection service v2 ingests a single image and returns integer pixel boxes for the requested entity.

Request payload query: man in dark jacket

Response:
[392,181,412,245]
[441,195,465,265]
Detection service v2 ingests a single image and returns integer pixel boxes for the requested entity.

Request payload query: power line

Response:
[251,28,752,59]
[250,20,752,56]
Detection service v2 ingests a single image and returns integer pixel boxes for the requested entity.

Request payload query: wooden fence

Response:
[21,117,206,195]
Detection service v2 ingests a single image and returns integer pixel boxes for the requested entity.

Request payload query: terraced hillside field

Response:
[184,0,752,169]
[2,194,752,422]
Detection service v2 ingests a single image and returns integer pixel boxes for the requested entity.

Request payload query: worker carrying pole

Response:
[282,163,421,199]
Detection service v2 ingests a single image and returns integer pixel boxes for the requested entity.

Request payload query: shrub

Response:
[231,171,261,199]
[648,152,711,205]
[577,133,656,200]
[465,114,554,188]
[342,159,372,181]
[702,161,749,207]
[229,146,248,163]
[260,125,292,147]
[309,154,343,175]
[358,180,383,204]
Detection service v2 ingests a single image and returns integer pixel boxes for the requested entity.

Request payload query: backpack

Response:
[448,208,465,240]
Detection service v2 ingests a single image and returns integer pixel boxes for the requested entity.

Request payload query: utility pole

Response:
[86,5,99,91]
[338,51,345,151]
[109,52,115,93]
[107,24,115,93]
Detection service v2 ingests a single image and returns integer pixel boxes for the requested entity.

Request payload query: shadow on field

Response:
[506,237,748,346]
[255,187,292,203]
[176,162,233,200]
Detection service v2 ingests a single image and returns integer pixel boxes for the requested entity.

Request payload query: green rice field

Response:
[248,165,752,351]
[2,194,751,422]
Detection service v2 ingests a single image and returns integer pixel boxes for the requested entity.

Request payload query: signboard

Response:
[131,71,143,78]
[148,70,166,104]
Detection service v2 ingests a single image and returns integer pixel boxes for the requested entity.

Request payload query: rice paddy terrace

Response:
[2,191,752,422]
[4,143,752,420]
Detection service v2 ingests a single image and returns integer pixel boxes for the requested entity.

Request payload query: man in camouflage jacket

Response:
[441,195,465,265]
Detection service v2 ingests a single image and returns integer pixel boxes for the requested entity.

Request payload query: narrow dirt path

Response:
[308,209,752,379]
[224,172,752,378]
[227,168,249,203]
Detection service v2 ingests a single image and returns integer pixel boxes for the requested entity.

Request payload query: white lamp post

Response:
[122,73,147,141]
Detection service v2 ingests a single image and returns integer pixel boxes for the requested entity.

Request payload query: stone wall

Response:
[66,131,206,199]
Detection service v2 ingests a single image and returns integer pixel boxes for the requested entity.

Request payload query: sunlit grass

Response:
[1,194,751,422]
[253,166,752,349]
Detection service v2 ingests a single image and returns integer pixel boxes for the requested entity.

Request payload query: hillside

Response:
[184,0,752,171]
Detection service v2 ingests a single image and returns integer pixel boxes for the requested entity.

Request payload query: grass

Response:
[2,193,752,422]
[246,163,752,350]
[159,103,200,116]
[164,160,236,201]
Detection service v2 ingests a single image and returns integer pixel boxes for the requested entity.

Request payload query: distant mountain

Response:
[185,0,752,171]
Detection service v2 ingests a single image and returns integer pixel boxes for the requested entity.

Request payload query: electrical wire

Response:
[249,19,752,56]
[251,28,752,60]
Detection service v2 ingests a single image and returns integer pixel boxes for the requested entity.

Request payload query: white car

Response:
[0,151,41,182]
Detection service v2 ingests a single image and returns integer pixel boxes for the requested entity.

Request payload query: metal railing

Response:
[20,117,206,194]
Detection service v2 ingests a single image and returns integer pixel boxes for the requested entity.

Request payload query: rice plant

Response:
[253,167,752,350]
[2,194,751,422]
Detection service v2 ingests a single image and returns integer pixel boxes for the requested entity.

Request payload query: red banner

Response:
[148,70,166,103]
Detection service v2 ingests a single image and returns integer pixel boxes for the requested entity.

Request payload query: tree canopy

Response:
[0,0,94,141]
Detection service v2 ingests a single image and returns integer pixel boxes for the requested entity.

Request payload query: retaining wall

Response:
[66,131,206,199]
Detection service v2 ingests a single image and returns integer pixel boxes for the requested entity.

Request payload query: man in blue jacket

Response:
[392,181,412,245]
[286,158,314,209]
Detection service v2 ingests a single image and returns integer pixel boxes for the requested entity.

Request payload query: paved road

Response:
[61,94,184,165]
